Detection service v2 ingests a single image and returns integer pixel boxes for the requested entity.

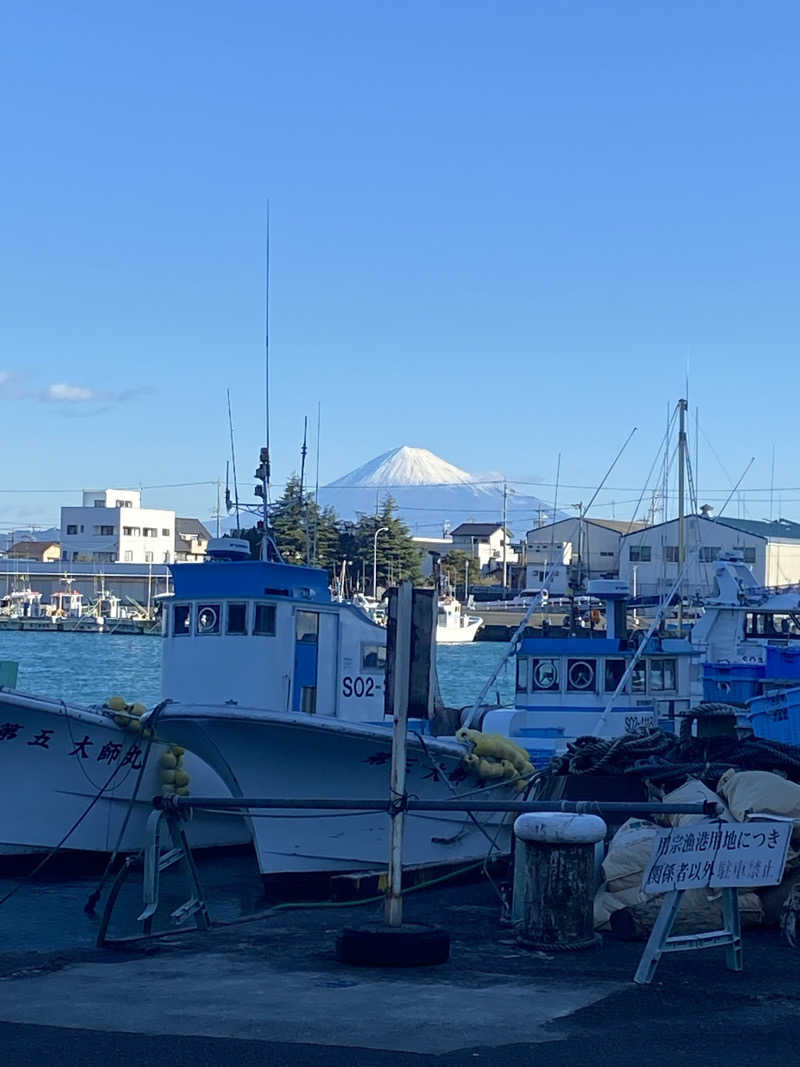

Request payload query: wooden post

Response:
[513,813,606,951]
[385,580,413,927]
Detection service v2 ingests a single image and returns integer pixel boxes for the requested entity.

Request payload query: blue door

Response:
[292,610,319,713]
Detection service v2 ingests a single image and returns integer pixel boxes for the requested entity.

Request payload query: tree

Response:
[351,497,422,594]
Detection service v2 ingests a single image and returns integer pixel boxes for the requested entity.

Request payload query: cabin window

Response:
[296,611,319,643]
[361,644,386,671]
[173,604,191,635]
[532,658,559,691]
[254,603,276,636]
[516,657,529,692]
[631,661,646,693]
[650,658,676,692]
[197,604,221,635]
[567,659,596,692]
[226,602,247,635]
[604,658,626,692]
[300,686,317,714]
[438,609,447,623]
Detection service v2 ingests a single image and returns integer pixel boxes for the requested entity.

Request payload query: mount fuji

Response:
[318,446,559,538]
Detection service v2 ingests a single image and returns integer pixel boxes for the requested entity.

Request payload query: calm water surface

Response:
[0,630,515,709]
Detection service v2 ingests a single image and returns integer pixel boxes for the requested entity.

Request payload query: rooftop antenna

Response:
[226,388,241,529]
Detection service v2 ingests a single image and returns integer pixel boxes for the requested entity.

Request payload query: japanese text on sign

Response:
[642,818,791,892]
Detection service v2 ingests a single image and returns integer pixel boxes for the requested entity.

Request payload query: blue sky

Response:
[2,1,800,531]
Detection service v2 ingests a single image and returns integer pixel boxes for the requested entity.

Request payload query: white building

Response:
[61,489,176,565]
[525,517,648,594]
[410,535,454,577]
[449,523,518,574]
[619,514,800,599]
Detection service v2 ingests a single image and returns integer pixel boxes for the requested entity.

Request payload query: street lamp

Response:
[373,526,389,599]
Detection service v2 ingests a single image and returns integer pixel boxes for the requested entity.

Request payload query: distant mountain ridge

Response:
[319,446,560,538]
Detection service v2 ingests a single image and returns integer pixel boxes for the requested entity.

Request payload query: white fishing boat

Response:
[436,595,482,643]
[150,538,518,882]
[0,687,250,861]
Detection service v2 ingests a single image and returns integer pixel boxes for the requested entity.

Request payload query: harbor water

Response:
[0,631,515,709]
[0,633,514,954]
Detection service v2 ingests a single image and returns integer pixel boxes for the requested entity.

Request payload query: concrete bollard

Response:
[512,812,607,951]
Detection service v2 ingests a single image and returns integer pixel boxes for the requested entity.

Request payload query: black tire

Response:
[336,922,450,967]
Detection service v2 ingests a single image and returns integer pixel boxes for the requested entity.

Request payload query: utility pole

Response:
[502,480,508,589]
[677,398,687,631]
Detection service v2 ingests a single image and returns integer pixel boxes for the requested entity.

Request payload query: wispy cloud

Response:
[0,371,12,392]
[42,382,97,403]
[36,381,153,416]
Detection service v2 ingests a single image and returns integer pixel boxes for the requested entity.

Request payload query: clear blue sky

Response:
[2,1,799,530]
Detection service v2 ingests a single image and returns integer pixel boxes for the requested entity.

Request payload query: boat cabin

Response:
[161,552,387,722]
[480,579,694,765]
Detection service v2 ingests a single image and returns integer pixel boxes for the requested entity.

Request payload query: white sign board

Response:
[642,818,791,893]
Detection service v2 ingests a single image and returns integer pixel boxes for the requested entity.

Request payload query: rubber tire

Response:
[336,922,450,967]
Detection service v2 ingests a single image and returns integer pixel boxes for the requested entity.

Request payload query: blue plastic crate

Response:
[748,686,800,745]
[703,662,764,704]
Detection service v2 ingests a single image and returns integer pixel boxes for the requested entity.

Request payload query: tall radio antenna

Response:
[226,388,241,529]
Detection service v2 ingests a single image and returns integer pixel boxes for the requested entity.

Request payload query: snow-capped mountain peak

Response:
[327,446,482,489]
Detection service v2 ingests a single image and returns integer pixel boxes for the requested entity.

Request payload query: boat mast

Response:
[678,397,687,630]
[299,415,310,564]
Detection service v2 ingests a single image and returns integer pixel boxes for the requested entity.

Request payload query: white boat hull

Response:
[436,618,482,644]
[0,689,250,858]
[156,705,513,878]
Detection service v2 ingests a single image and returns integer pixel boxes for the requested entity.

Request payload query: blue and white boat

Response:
[152,538,515,881]
[468,580,695,768]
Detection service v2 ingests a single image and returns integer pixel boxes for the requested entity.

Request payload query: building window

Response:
[629,546,651,562]
[161,528,170,537]
[664,546,679,562]
[144,551,153,563]
[197,604,220,635]
[173,604,191,635]
[226,603,248,635]
[254,603,276,636]
[142,527,157,537]
[123,526,140,536]
[163,551,171,562]
[650,658,676,692]
[361,644,387,671]
[124,551,133,562]
[94,499,104,507]
[100,525,115,536]
[699,546,721,563]
[66,525,77,535]
[599,551,614,558]
[742,547,756,564]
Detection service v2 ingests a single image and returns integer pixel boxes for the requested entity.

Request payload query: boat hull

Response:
[155,705,513,877]
[0,689,250,858]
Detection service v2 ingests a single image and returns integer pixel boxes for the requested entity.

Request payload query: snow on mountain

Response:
[329,446,487,491]
[319,446,559,538]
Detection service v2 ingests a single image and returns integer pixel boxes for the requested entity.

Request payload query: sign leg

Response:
[721,887,743,972]
[634,890,682,985]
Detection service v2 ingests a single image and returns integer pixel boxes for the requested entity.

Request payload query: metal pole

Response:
[502,480,508,589]
[155,796,717,817]
[387,580,412,926]
[678,398,687,631]
[373,526,388,599]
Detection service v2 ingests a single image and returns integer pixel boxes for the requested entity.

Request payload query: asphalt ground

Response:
[1,877,799,1065]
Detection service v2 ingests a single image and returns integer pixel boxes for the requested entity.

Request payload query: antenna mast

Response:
[313,402,321,565]
[299,415,310,564]
[227,388,241,529]
[255,202,277,560]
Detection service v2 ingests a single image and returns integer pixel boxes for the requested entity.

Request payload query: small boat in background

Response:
[436,595,482,643]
